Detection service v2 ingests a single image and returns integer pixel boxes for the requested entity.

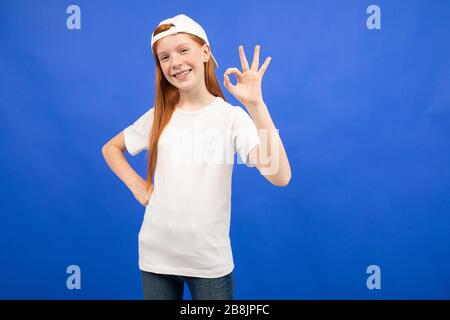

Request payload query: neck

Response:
[177,81,216,111]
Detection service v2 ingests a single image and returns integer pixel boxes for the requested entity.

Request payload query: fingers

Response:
[239,45,249,71]
[224,67,242,78]
[146,184,154,199]
[251,45,260,71]
[226,45,271,89]
[258,56,272,77]
[223,67,242,91]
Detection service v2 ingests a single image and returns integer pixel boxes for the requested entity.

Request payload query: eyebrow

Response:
[157,43,191,56]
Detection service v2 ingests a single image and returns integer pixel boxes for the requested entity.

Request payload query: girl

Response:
[102,14,291,300]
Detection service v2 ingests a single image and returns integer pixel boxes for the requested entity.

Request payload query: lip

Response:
[172,69,192,78]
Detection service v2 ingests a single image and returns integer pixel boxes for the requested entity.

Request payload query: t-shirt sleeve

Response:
[123,107,154,156]
[232,106,260,167]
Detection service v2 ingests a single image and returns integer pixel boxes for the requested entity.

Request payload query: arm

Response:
[101,131,152,206]
[224,44,291,187]
[246,101,291,186]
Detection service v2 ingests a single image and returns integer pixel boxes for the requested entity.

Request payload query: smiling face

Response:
[156,33,211,91]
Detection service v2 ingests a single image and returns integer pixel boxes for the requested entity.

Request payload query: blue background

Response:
[0,0,449,299]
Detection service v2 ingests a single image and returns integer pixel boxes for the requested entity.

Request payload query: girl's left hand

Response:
[223,45,271,109]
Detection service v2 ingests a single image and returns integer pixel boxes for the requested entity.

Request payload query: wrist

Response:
[244,98,265,110]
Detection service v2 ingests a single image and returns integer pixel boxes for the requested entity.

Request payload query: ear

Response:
[201,43,211,63]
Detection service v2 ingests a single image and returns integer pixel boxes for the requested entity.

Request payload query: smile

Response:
[173,69,192,79]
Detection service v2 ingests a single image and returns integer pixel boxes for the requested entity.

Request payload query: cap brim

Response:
[211,53,219,69]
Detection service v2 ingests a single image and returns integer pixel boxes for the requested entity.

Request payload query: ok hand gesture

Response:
[223,45,271,109]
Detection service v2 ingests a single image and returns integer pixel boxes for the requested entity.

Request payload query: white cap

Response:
[151,14,218,69]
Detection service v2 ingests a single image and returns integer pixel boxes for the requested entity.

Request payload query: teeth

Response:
[175,70,190,78]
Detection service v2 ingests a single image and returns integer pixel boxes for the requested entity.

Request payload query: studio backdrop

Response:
[0,0,449,299]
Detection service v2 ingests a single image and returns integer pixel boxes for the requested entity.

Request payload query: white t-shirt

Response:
[123,96,260,278]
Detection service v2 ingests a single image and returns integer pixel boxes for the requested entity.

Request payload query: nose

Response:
[170,53,182,69]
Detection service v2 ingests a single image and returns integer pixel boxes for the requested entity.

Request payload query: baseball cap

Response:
[151,14,219,69]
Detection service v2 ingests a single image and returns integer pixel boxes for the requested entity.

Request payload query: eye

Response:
[180,48,189,53]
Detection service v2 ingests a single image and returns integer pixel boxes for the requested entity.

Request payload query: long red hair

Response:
[146,23,226,191]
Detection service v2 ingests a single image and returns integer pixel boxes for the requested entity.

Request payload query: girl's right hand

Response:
[132,179,154,207]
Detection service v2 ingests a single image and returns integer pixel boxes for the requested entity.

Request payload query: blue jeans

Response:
[141,270,234,300]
